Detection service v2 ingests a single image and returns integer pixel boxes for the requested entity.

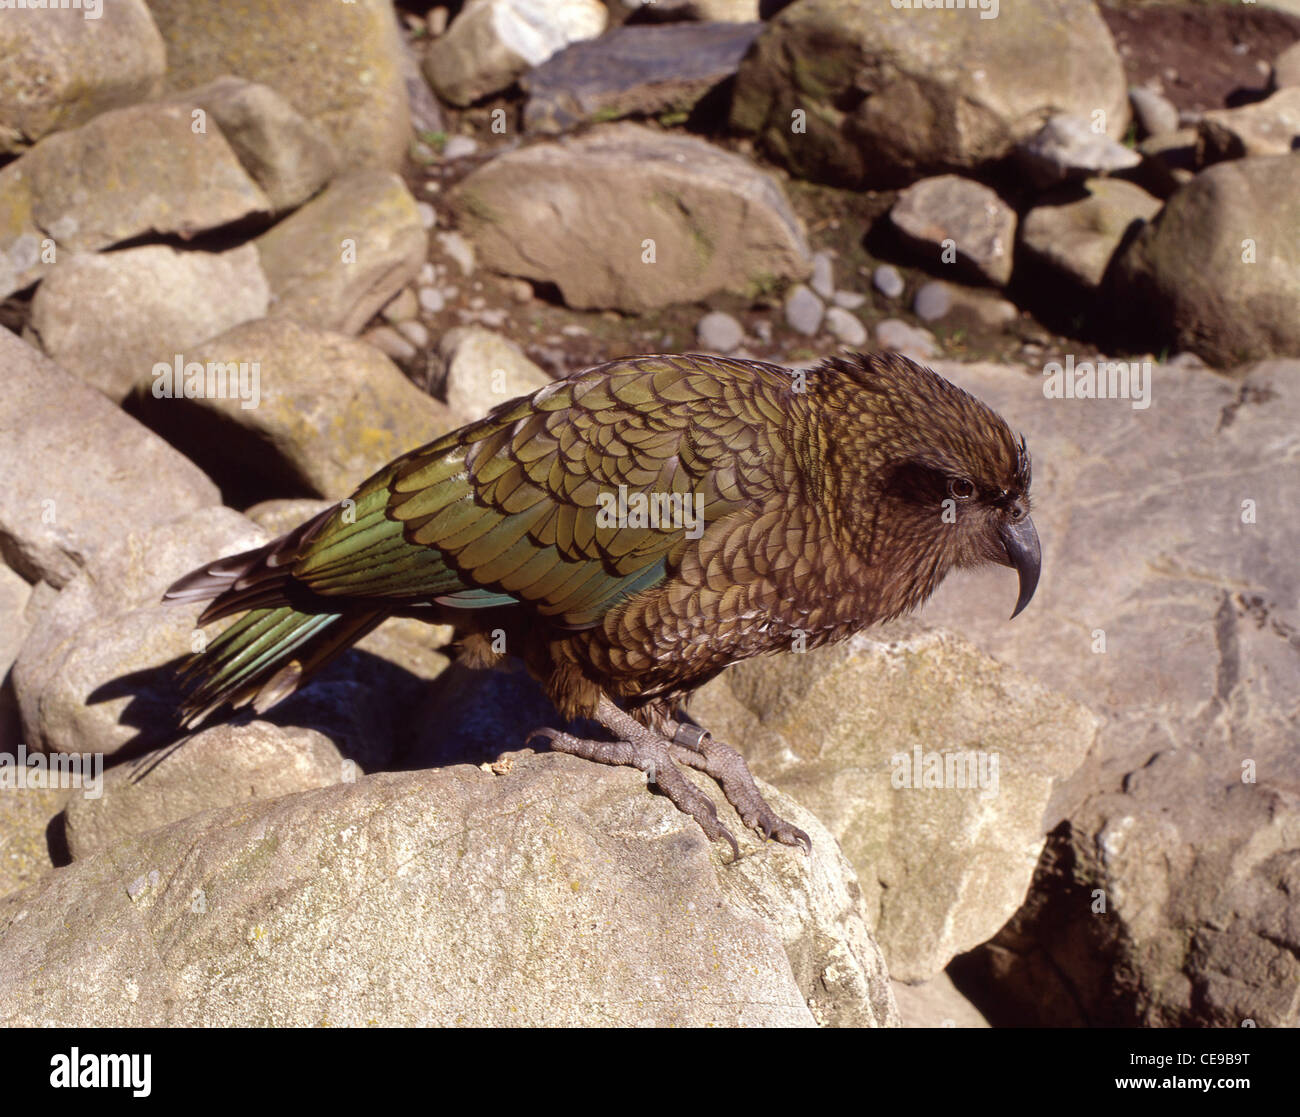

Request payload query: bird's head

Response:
[814,351,1040,620]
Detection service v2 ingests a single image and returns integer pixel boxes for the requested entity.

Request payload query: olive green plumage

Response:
[167,351,1039,851]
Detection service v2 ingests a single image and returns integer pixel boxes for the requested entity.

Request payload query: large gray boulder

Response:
[0,755,898,1027]
[0,100,270,299]
[29,245,270,401]
[255,170,428,336]
[451,124,811,311]
[1113,153,1300,366]
[730,0,1128,186]
[918,355,1300,1027]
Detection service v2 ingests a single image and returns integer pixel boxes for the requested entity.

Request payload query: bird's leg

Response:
[665,716,811,852]
[529,696,740,861]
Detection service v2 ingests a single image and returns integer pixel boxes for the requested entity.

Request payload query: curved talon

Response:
[717,824,741,863]
[525,727,562,749]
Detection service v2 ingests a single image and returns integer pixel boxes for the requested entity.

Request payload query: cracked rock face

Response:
[915,357,1300,1027]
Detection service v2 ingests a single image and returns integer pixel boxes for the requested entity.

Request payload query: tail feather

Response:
[164,507,388,726]
[177,605,385,727]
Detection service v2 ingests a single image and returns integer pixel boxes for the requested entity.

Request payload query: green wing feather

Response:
[291,355,784,628]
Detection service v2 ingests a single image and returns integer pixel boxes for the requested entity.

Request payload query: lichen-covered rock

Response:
[128,317,456,501]
[0,100,270,299]
[144,0,410,168]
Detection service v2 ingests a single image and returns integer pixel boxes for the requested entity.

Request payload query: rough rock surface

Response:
[0,100,270,299]
[1020,178,1162,290]
[144,0,411,168]
[451,123,810,311]
[424,0,608,107]
[1198,87,1300,162]
[521,20,764,133]
[128,317,456,501]
[1015,113,1142,189]
[168,77,339,213]
[0,329,219,589]
[63,720,356,860]
[690,624,1100,981]
[730,0,1128,186]
[438,326,552,425]
[917,357,1300,1027]
[1113,153,1300,366]
[0,0,166,153]
[30,245,270,401]
[256,170,428,335]
[12,508,268,759]
[890,175,1017,286]
[0,756,898,1027]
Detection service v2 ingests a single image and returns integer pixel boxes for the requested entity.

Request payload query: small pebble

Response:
[416,201,437,229]
[913,281,953,322]
[876,318,939,360]
[825,306,868,347]
[438,231,476,276]
[1129,86,1179,138]
[363,325,417,362]
[418,287,445,314]
[696,311,744,353]
[833,289,867,310]
[443,135,479,160]
[784,284,824,336]
[810,252,835,300]
[427,6,449,36]
[418,262,436,286]
[396,319,430,348]
[873,264,905,299]
[505,278,534,303]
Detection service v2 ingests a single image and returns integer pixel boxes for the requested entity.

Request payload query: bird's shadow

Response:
[87,648,583,785]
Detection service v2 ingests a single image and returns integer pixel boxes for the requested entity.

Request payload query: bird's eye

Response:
[948,477,975,500]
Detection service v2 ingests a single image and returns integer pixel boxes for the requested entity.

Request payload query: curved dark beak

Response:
[998,514,1041,619]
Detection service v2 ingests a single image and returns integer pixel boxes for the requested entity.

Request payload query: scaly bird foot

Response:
[668,721,812,853]
[527,724,740,862]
